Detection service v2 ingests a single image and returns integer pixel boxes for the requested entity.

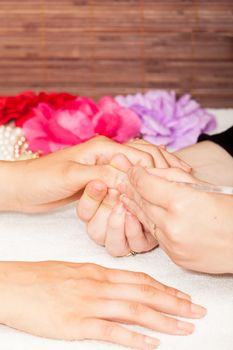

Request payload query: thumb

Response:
[110,153,132,173]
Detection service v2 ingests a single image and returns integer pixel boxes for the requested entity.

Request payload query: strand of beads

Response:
[0,125,39,161]
[0,126,23,160]
[14,135,39,160]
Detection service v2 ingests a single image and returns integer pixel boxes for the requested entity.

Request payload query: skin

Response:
[121,166,233,274]
[0,261,207,349]
[0,136,189,213]
[77,140,191,256]
[78,140,233,265]
[0,136,204,348]
[175,141,233,186]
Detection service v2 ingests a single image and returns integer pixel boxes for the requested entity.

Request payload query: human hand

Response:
[77,142,190,256]
[121,166,233,273]
[1,136,188,213]
[77,153,158,256]
[0,261,207,349]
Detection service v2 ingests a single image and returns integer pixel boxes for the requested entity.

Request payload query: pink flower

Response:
[23,96,141,155]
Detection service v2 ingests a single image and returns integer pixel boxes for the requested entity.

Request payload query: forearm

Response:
[0,161,20,212]
[175,141,233,186]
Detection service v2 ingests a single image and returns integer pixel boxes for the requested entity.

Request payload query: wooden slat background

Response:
[0,0,233,107]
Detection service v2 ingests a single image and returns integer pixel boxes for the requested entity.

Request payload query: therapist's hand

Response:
[121,166,233,274]
[0,261,207,349]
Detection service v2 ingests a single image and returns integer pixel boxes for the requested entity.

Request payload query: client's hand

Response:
[0,261,207,349]
[0,136,168,213]
[121,166,233,274]
[77,154,158,256]
[77,141,190,256]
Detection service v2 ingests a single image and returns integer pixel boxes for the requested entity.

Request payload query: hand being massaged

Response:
[77,141,233,274]
[77,139,192,257]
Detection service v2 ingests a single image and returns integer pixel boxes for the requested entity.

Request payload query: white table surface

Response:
[0,109,233,350]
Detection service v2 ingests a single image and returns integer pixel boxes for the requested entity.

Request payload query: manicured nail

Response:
[177,321,195,335]
[191,303,207,317]
[144,336,160,349]
[177,291,192,301]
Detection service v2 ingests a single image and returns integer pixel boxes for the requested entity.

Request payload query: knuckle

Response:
[164,286,179,297]
[81,263,98,275]
[131,170,144,191]
[94,135,110,148]
[128,302,144,316]
[108,217,121,231]
[177,299,191,314]
[139,284,157,297]
[136,272,152,284]
[145,153,154,167]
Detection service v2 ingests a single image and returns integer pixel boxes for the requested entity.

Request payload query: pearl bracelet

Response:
[0,125,39,161]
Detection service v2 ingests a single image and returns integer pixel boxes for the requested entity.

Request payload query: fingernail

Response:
[177,321,195,335]
[177,291,192,301]
[93,182,105,192]
[144,336,160,349]
[191,304,207,317]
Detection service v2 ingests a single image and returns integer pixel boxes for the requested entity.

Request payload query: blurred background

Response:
[0,0,232,107]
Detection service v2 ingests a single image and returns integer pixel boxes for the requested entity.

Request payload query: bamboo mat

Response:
[0,0,232,107]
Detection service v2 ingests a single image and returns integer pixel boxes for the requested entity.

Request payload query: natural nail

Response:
[191,304,207,317]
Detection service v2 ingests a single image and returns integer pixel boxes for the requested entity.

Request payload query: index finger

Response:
[127,166,177,208]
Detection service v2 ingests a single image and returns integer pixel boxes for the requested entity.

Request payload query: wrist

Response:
[0,161,23,212]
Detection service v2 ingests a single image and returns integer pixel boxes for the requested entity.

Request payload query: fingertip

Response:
[86,180,107,200]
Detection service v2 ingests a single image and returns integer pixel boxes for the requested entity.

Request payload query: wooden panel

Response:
[0,0,232,107]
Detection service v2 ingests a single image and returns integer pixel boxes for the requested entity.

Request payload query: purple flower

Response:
[115,90,216,150]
